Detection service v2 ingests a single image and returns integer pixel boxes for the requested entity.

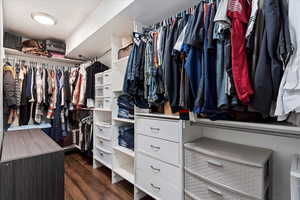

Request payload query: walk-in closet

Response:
[0,0,300,200]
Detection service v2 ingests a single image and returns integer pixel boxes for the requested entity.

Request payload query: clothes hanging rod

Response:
[4,48,83,65]
[79,48,112,63]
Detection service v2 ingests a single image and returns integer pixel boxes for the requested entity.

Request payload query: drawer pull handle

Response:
[207,160,223,168]
[150,165,161,172]
[105,74,109,77]
[105,100,110,102]
[208,187,223,196]
[99,152,104,156]
[105,87,109,89]
[150,127,160,131]
[99,128,103,131]
[99,140,104,144]
[150,145,161,150]
[150,183,161,191]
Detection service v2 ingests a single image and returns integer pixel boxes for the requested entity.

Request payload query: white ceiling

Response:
[3,0,102,41]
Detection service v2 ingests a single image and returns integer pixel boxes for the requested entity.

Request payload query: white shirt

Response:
[275,0,300,121]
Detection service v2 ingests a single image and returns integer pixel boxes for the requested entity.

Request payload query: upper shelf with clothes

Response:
[65,0,199,59]
[5,48,83,65]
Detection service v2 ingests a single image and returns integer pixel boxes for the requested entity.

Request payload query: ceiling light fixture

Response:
[31,12,56,26]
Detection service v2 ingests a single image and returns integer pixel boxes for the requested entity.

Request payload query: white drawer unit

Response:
[95,70,111,86]
[136,134,180,166]
[95,97,111,110]
[136,153,181,188]
[95,85,112,98]
[103,84,112,97]
[184,138,272,200]
[95,73,104,86]
[95,86,104,97]
[94,124,112,139]
[95,135,112,152]
[134,115,200,200]
[103,70,111,85]
[136,118,180,142]
[185,169,257,200]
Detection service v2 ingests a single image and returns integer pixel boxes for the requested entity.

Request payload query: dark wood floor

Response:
[64,152,153,200]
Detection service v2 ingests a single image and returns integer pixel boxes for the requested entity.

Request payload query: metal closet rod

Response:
[3,55,77,68]
[78,48,112,64]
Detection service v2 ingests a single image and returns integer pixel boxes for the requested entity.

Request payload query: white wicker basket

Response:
[185,148,264,198]
[184,138,272,200]
[185,169,257,200]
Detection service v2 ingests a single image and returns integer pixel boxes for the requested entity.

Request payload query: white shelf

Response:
[113,117,135,124]
[63,145,77,151]
[74,144,81,150]
[114,164,134,184]
[94,156,112,169]
[193,118,300,138]
[114,146,135,158]
[7,123,52,131]
[94,108,112,112]
[136,113,180,120]
[4,48,83,64]
[80,107,111,112]
[94,122,112,128]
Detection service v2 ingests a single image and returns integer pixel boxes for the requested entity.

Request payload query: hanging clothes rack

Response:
[150,4,197,28]
[4,54,78,69]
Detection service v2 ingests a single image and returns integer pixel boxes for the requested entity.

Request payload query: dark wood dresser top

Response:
[1,129,63,162]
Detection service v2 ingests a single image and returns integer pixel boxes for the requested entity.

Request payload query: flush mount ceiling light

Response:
[31,12,56,26]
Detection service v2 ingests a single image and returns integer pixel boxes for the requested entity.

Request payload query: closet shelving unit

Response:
[110,35,136,185]
[4,48,83,64]
[92,34,136,186]
[93,68,114,170]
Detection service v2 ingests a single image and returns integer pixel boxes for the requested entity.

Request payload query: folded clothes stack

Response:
[118,125,134,150]
[117,94,134,119]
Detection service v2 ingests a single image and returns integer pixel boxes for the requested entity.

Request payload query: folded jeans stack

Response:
[118,125,134,150]
[117,94,134,120]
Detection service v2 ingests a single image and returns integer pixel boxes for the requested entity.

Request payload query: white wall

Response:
[66,0,134,55]
[200,126,300,200]
[0,0,4,155]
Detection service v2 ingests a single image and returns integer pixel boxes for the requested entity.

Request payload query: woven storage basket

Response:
[118,43,133,59]
[185,147,264,198]
[185,169,257,200]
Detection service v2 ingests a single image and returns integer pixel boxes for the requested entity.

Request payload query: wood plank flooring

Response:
[64,152,153,200]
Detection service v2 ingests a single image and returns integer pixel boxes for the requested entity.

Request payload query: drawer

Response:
[185,170,256,200]
[95,85,111,98]
[95,73,103,86]
[136,153,181,189]
[136,118,179,142]
[103,71,111,85]
[95,97,111,110]
[95,86,104,97]
[94,146,112,167]
[136,134,180,166]
[95,135,112,152]
[136,169,182,200]
[94,125,112,139]
[185,148,264,198]
[103,84,112,97]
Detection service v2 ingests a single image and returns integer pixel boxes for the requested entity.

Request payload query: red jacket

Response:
[228,0,254,104]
